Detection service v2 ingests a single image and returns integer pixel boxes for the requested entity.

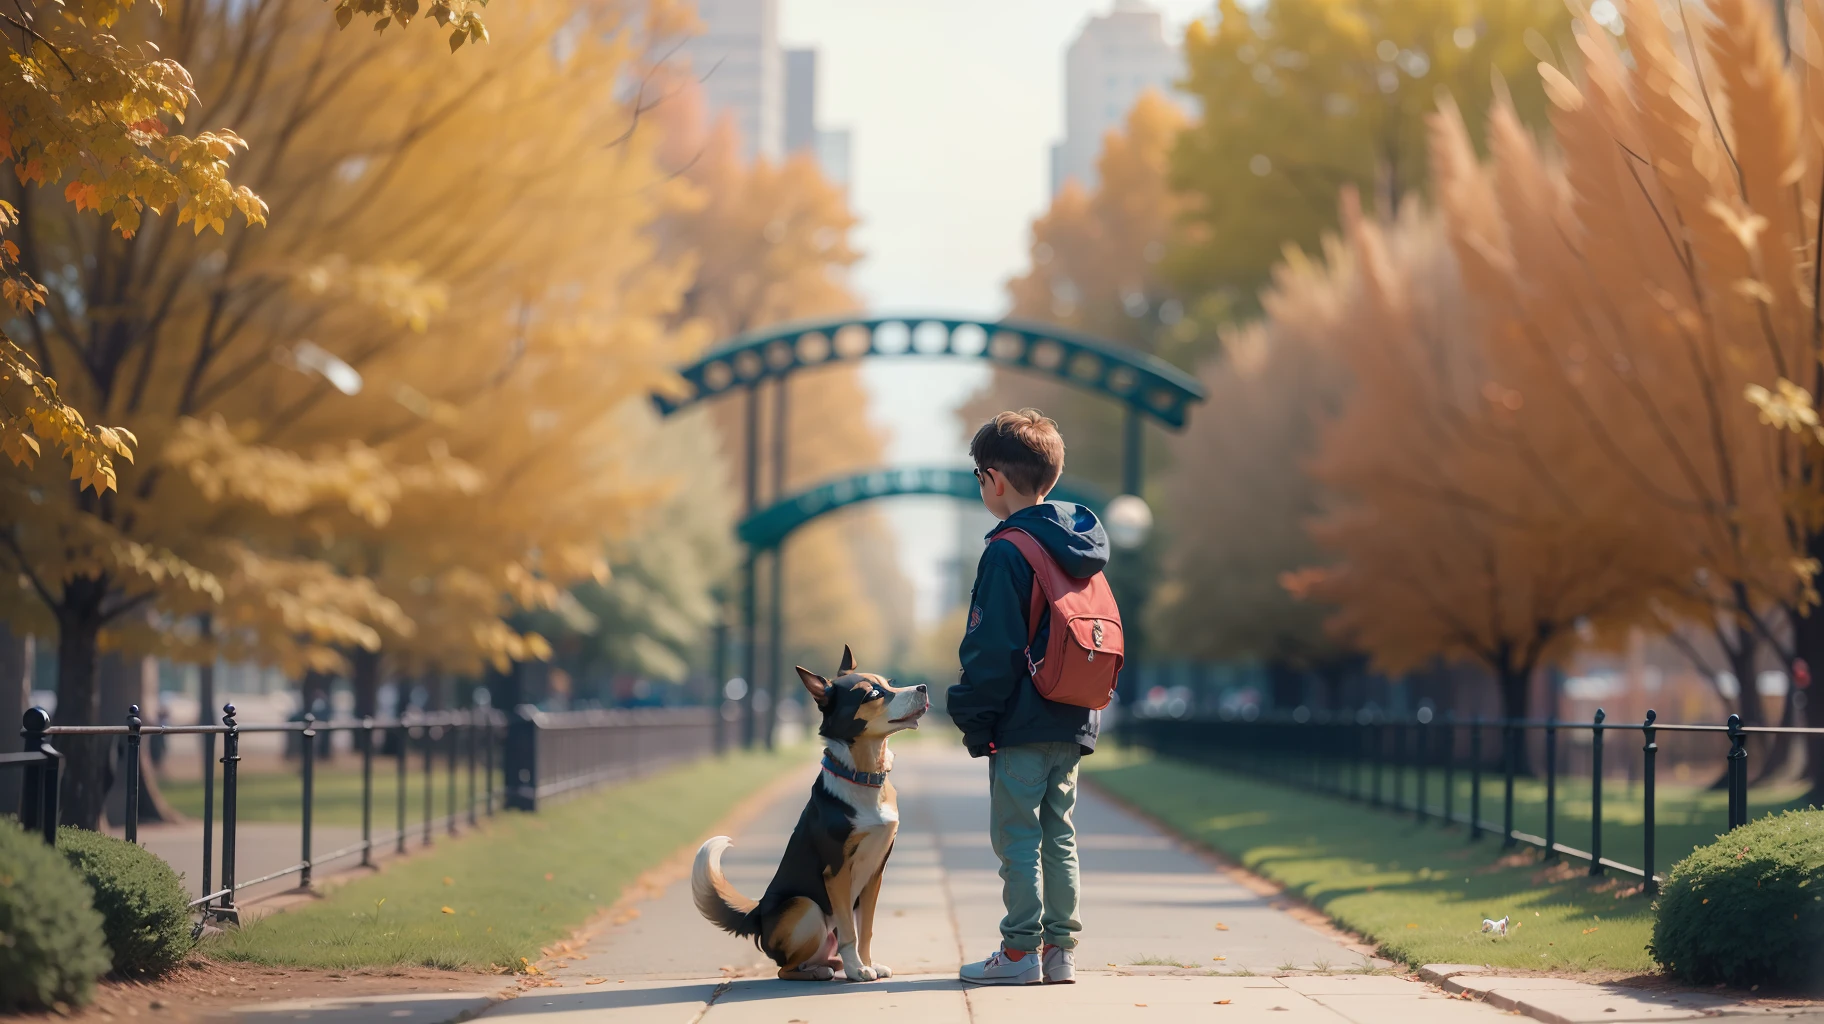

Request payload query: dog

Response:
[692,646,930,981]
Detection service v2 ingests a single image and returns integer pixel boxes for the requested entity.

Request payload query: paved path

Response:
[460,742,1528,1024]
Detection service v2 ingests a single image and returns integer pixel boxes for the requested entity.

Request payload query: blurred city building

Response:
[681,1,850,186]
[1051,0,1193,196]
[785,49,852,189]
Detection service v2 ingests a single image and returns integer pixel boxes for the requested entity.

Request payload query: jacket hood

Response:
[990,501,1110,579]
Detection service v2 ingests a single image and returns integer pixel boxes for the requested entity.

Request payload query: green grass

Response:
[1315,762,1809,874]
[202,745,807,971]
[162,756,480,829]
[1087,751,1679,973]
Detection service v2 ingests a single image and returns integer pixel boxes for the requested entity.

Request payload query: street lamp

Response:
[1105,494,1153,551]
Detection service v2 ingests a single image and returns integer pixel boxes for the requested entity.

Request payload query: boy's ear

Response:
[795,666,830,706]
[838,645,857,675]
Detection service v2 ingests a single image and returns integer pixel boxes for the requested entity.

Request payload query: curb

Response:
[1416,964,1799,1023]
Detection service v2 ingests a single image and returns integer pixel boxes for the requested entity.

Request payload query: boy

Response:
[948,409,1109,986]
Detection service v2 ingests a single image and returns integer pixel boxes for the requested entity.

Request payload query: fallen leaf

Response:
[443,877,454,886]
[1215,923,1230,931]
[1212,956,1227,961]
[1216,999,1232,1005]
[441,907,454,914]
[1406,923,1418,929]
[1583,927,1599,935]
[1135,1003,1148,1007]
[545,873,555,881]
[585,979,606,985]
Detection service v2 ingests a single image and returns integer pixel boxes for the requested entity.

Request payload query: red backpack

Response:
[997,528,1124,710]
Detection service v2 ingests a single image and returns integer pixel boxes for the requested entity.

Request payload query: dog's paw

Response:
[869,964,893,979]
[847,965,879,982]
[809,965,835,981]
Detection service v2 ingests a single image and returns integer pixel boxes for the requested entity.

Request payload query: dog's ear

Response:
[795,666,830,706]
[838,645,857,675]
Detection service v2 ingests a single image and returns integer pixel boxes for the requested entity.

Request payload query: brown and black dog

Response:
[691,646,929,981]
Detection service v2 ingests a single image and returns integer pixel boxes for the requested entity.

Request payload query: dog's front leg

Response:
[856,865,891,979]
[823,868,874,981]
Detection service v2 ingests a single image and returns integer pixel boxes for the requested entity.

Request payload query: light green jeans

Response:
[988,741,1082,953]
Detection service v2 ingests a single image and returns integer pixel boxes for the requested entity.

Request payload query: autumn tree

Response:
[0,0,490,491]
[1149,243,1354,697]
[1402,0,1824,793]
[1286,194,1657,726]
[1169,0,1566,310]
[0,0,703,826]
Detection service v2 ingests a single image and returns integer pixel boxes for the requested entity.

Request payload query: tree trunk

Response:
[1711,630,1763,789]
[350,648,382,720]
[55,580,110,830]
[1791,533,1824,804]
[1496,660,1534,776]
[0,625,30,814]
[100,652,180,826]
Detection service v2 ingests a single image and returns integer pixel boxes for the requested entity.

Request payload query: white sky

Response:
[779,0,1215,623]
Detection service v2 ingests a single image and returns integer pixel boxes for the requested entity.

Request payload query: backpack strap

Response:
[995,528,1052,645]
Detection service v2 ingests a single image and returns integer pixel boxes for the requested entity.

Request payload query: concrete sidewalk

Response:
[458,742,1531,1024]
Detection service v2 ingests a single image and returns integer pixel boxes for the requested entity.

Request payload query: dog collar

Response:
[821,753,888,788]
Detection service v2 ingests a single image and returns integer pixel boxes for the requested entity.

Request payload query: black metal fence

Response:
[6,701,718,926]
[1129,709,1824,894]
[504,706,716,809]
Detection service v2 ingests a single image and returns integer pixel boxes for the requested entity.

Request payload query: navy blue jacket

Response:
[947,501,1108,757]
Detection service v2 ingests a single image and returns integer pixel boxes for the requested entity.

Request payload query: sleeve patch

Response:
[967,605,983,634]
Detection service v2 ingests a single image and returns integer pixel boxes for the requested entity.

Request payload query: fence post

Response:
[1589,708,1606,875]
[1502,721,1517,847]
[1469,718,1483,841]
[484,713,496,816]
[1726,713,1748,830]
[396,722,409,855]
[505,706,538,811]
[361,718,375,868]
[217,704,241,924]
[422,723,435,846]
[1642,710,1658,894]
[1443,713,1455,826]
[1370,719,1383,808]
[20,707,60,844]
[300,713,316,889]
[1544,719,1558,860]
[201,723,216,900]
[1414,720,1427,821]
[466,712,478,827]
[125,704,143,845]
[446,716,459,836]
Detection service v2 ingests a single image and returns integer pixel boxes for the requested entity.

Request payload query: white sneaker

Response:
[1042,944,1075,983]
[959,947,1042,985]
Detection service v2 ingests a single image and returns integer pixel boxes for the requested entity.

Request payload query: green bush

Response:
[58,826,195,977]
[1650,808,1824,989]
[0,817,112,1011]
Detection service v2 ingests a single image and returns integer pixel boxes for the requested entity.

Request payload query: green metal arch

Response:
[653,315,1205,429]
[738,467,1107,552]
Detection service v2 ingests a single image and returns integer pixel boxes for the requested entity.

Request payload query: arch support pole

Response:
[1122,407,1143,497]
[741,386,759,749]
[765,377,788,751]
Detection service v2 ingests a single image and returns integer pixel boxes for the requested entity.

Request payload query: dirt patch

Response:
[4,958,509,1024]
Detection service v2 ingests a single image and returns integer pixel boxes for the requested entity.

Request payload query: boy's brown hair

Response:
[970,409,1065,496]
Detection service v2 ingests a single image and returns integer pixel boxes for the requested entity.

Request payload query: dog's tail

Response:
[692,836,760,938]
